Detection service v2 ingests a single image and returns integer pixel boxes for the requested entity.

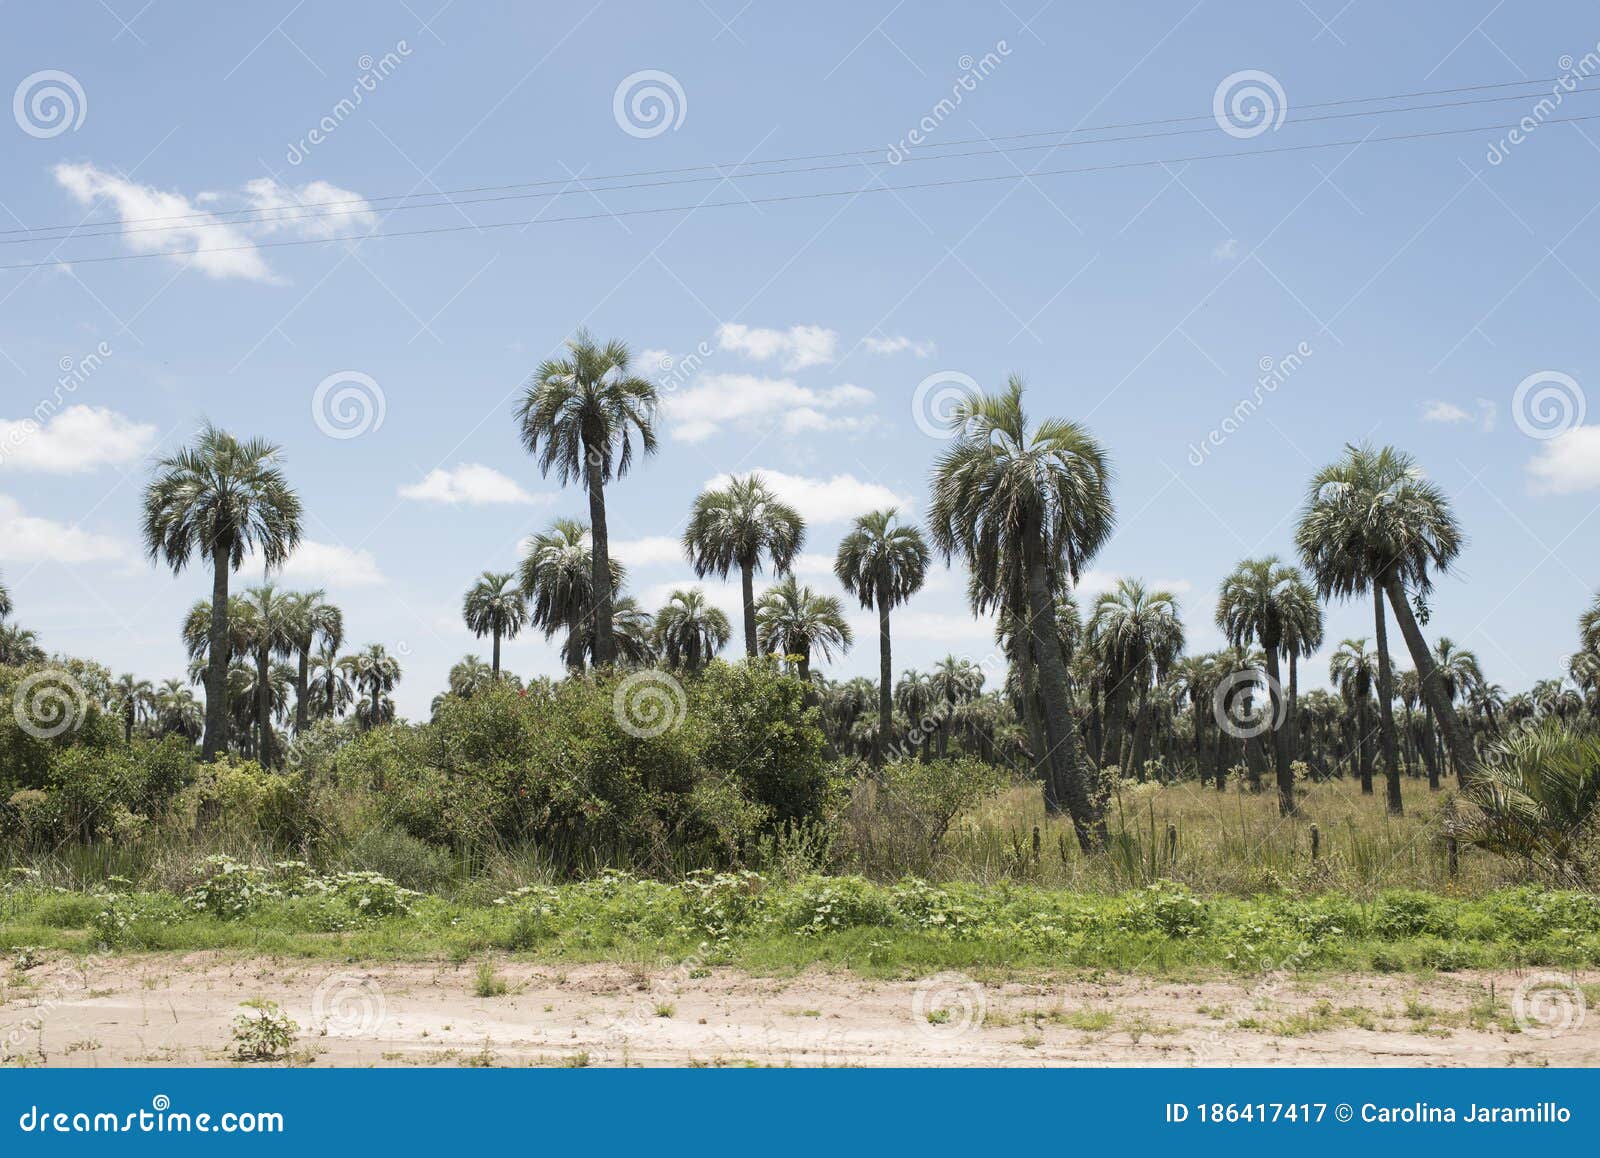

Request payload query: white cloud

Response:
[1527,426,1600,494]
[398,463,540,506]
[1423,399,1496,432]
[706,468,911,526]
[51,163,374,283]
[0,406,156,473]
[664,374,875,442]
[0,494,126,563]
[1212,238,1242,261]
[611,536,686,566]
[247,540,384,587]
[863,334,935,358]
[717,323,837,370]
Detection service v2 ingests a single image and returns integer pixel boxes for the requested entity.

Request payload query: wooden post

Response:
[1310,823,1320,863]
[1031,825,1041,865]
[1165,822,1177,865]
[1447,835,1459,878]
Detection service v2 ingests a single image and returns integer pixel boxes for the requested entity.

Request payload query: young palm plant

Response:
[142,425,302,760]
[654,588,732,673]
[683,474,806,657]
[462,571,528,679]
[516,331,658,667]
[928,376,1114,847]
[834,508,930,766]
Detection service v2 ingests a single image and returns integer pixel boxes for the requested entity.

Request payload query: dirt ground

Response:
[2,953,1594,1067]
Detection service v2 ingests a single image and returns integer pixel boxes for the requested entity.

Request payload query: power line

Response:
[2,74,1572,242]
[3,112,1589,275]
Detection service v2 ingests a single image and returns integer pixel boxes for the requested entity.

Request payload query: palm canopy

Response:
[654,588,732,672]
[1216,557,1318,655]
[563,594,655,669]
[518,518,626,667]
[1088,577,1185,687]
[0,575,11,620]
[515,330,659,486]
[756,574,853,680]
[284,589,343,734]
[1295,443,1462,600]
[684,474,806,656]
[928,376,1114,610]
[834,508,929,611]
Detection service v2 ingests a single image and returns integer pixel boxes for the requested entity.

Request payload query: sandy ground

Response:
[1,952,1594,1067]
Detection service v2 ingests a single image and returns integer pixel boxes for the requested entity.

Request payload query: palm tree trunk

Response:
[1372,587,1404,816]
[1287,651,1301,765]
[1129,682,1151,780]
[295,650,313,735]
[585,450,616,667]
[739,559,757,658]
[1025,555,1102,849]
[1381,574,1475,783]
[875,594,892,768]
[1264,646,1295,815]
[1420,707,1441,789]
[202,555,230,762]
[491,628,502,679]
[1356,700,1373,793]
[256,647,272,767]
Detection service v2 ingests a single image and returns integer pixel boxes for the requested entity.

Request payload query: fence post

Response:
[1310,823,1320,863]
[1031,825,1041,865]
[1165,822,1177,865]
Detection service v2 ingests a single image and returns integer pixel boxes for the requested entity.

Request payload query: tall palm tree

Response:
[342,643,401,730]
[1432,637,1485,784]
[462,571,527,679]
[929,377,1114,846]
[284,589,343,736]
[112,673,154,743]
[654,588,731,673]
[1215,556,1319,814]
[928,655,984,758]
[683,474,806,657]
[1297,443,1469,808]
[516,331,658,666]
[834,508,930,766]
[307,641,353,721]
[756,575,852,681]
[1088,578,1184,781]
[236,584,298,765]
[518,518,626,671]
[1329,638,1379,795]
[142,425,302,760]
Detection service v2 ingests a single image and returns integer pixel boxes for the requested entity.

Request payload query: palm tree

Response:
[154,678,203,741]
[307,641,353,720]
[1088,578,1184,781]
[343,643,401,730]
[447,654,495,698]
[0,623,44,666]
[1297,443,1469,808]
[284,590,343,735]
[142,424,302,760]
[683,474,806,657]
[462,571,527,679]
[0,574,11,621]
[516,331,658,666]
[1215,557,1319,814]
[929,655,984,758]
[654,588,732,673]
[1432,637,1485,785]
[112,673,154,743]
[835,508,930,766]
[929,377,1114,846]
[562,593,656,668]
[235,584,298,764]
[1329,638,1379,794]
[756,575,852,681]
[519,518,626,671]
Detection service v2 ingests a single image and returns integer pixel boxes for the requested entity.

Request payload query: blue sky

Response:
[2,1,1599,718]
